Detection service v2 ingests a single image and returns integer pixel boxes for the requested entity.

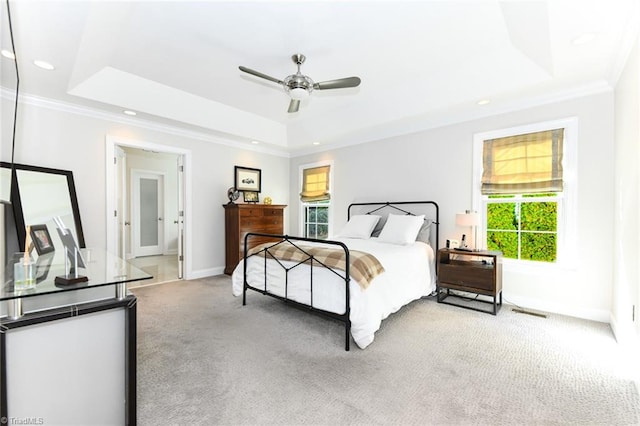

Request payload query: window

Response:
[486,193,559,262]
[473,119,577,265]
[303,201,330,239]
[299,163,332,239]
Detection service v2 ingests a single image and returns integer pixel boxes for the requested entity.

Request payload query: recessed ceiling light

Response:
[123,110,137,116]
[477,99,490,105]
[33,60,55,70]
[572,33,597,46]
[251,140,260,144]
[312,141,320,146]
[1,49,15,60]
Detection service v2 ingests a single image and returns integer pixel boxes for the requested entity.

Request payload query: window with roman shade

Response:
[300,165,331,202]
[481,128,564,195]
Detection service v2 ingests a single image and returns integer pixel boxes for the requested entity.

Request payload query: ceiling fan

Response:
[239,54,361,113]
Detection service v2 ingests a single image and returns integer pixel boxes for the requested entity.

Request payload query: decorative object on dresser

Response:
[436,248,503,315]
[223,203,286,275]
[263,196,272,205]
[227,187,239,204]
[234,166,261,192]
[243,191,259,203]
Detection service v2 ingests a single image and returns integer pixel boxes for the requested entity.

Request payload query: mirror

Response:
[0,162,86,253]
[1,0,20,275]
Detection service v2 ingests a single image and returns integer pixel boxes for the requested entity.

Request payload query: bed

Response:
[231,201,439,350]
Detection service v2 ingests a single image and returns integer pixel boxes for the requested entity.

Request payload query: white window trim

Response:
[472,117,578,271]
[298,160,334,237]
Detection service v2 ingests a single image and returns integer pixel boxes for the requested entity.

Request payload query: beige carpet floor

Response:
[132,276,639,425]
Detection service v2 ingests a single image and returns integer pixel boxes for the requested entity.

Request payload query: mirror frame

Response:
[0,162,85,250]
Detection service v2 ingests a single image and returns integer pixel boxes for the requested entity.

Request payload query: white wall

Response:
[2,98,290,278]
[612,33,640,353]
[290,92,615,322]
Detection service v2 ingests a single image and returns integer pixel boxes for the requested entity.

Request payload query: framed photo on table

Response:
[234,166,261,192]
[30,224,55,255]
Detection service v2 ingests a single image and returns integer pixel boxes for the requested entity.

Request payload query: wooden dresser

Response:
[223,203,287,275]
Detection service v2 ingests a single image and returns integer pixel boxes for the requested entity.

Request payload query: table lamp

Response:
[455,210,480,250]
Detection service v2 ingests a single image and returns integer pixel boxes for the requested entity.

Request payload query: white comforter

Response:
[231,237,435,349]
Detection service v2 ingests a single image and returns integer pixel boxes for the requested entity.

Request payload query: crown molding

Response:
[290,81,613,158]
[4,82,613,161]
[5,90,291,158]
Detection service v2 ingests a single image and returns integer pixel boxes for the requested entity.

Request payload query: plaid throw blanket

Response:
[248,241,384,290]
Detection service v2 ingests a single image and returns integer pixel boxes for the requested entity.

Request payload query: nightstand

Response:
[436,248,503,315]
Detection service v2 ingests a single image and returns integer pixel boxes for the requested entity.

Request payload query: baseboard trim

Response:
[610,312,640,391]
[188,267,225,280]
[504,294,610,323]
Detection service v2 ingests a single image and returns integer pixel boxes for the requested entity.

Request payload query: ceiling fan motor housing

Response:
[284,73,314,99]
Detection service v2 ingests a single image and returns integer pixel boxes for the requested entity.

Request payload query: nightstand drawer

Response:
[438,263,494,292]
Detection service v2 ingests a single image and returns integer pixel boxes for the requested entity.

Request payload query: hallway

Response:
[128,255,179,287]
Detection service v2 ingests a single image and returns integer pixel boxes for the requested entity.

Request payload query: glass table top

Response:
[1,248,152,301]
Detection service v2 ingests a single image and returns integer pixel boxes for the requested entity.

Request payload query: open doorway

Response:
[106,136,190,286]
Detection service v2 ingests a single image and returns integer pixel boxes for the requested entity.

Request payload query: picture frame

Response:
[30,224,55,255]
[243,191,259,203]
[234,166,261,192]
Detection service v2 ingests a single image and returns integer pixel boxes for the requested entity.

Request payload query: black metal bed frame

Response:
[242,201,440,351]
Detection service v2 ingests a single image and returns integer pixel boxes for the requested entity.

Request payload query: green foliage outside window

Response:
[305,203,329,239]
[486,198,557,262]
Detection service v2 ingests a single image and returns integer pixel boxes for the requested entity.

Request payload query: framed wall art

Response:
[234,166,261,192]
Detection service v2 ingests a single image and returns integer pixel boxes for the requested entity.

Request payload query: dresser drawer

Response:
[239,207,264,217]
[262,208,283,217]
[438,263,494,292]
[240,216,283,229]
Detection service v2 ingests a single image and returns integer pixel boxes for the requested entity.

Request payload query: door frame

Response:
[115,146,127,259]
[131,169,165,258]
[105,135,192,279]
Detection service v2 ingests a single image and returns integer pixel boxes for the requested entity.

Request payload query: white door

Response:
[132,171,164,257]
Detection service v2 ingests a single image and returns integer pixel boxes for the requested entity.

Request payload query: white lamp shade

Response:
[456,211,479,227]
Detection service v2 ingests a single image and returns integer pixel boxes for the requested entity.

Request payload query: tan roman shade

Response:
[482,128,564,195]
[300,165,330,202]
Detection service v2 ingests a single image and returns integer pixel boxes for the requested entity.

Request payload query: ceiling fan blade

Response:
[287,99,300,113]
[239,66,283,85]
[314,76,361,90]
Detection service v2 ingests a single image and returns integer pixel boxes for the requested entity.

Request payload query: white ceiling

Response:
[3,0,639,154]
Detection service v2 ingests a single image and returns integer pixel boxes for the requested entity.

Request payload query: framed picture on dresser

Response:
[243,191,259,203]
[235,166,261,192]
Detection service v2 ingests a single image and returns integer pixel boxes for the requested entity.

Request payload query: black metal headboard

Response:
[347,201,440,250]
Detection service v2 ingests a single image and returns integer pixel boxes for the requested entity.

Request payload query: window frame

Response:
[472,118,578,270]
[299,160,334,238]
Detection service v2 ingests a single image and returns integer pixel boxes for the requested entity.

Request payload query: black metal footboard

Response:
[242,233,352,351]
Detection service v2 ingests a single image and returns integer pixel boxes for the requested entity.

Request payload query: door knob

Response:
[158,217,163,221]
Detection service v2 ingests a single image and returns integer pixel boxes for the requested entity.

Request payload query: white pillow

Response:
[377,214,425,245]
[336,215,381,239]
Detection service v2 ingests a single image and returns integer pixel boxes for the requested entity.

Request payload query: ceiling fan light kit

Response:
[239,53,361,113]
